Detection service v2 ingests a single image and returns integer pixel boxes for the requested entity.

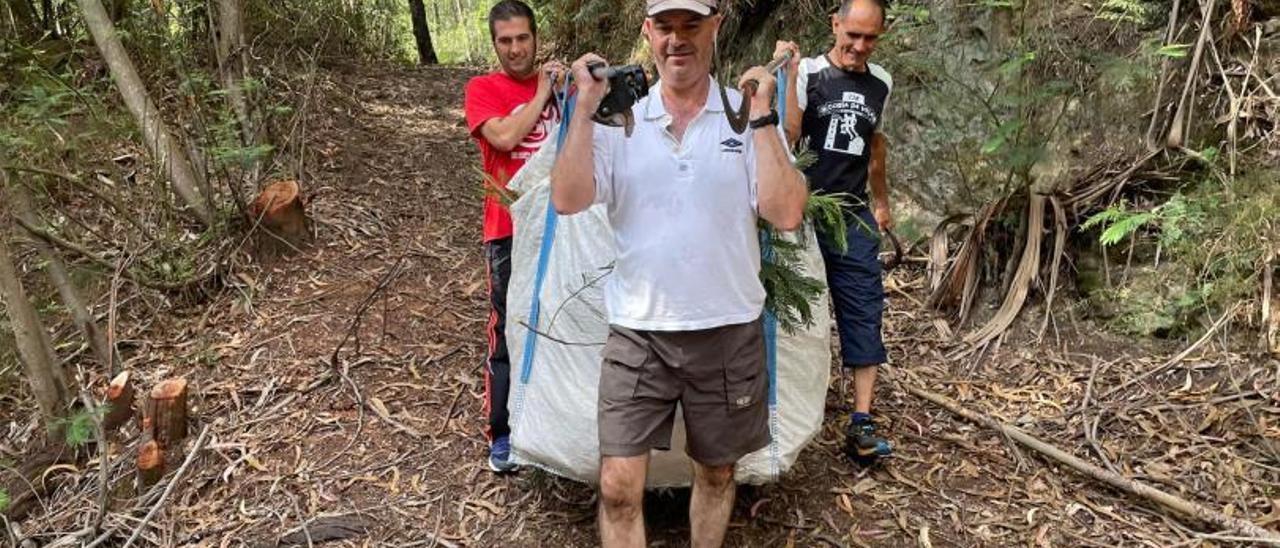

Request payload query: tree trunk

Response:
[213,0,253,152]
[453,0,472,62]
[408,0,439,65]
[0,186,71,444]
[6,179,118,373]
[76,0,216,226]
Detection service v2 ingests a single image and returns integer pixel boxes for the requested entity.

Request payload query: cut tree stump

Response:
[136,439,164,492]
[145,378,188,450]
[250,180,309,253]
[103,370,134,432]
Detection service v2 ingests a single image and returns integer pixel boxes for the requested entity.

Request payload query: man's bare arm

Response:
[744,66,807,232]
[868,132,891,229]
[477,61,563,151]
[549,54,608,215]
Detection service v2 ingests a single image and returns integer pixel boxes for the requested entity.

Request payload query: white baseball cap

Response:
[646,0,717,16]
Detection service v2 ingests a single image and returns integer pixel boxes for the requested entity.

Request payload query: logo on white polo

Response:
[720,137,744,153]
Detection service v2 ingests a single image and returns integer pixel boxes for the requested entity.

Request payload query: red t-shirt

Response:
[464,72,561,242]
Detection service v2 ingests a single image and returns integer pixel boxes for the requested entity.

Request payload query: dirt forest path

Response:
[164,64,1202,547]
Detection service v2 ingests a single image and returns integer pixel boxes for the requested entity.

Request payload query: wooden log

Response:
[103,370,134,432]
[250,180,309,251]
[136,439,164,492]
[145,378,188,450]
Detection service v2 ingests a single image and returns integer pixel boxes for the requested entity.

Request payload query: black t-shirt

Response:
[797,55,893,208]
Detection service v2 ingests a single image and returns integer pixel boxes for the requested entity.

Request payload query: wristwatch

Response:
[748,109,779,130]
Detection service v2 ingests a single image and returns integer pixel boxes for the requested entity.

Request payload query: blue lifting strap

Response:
[517,78,575,385]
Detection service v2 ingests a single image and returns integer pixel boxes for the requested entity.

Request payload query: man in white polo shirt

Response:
[550,0,808,545]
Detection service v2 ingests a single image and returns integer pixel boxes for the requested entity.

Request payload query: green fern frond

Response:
[61,410,97,448]
[1081,201,1129,231]
[792,141,818,172]
[760,227,826,333]
[1099,212,1156,246]
[805,192,851,254]
[1096,0,1151,24]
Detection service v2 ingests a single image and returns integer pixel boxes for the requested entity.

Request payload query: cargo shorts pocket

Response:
[600,327,650,399]
[723,322,767,411]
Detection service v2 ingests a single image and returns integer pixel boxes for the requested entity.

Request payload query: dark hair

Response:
[834,0,888,25]
[488,0,537,42]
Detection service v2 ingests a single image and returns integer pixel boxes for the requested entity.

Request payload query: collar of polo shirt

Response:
[642,77,730,121]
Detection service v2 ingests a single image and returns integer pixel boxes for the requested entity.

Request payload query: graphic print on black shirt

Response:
[797,55,892,207]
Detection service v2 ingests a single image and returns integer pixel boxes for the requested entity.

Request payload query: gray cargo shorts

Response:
[597,318,770,466]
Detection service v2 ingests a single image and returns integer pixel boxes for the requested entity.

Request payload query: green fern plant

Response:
[1082,193,1201,248]
[1095,0,1151,24]
[0,487,9,513]
[57,407,102,449]
[1082,201,1157,246]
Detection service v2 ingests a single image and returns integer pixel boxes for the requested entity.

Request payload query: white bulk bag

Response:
[505,140,832,488]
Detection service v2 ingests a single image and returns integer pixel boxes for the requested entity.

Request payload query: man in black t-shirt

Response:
[779,0,894,463]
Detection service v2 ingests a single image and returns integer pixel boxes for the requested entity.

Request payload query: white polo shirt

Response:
[588,77,768,331]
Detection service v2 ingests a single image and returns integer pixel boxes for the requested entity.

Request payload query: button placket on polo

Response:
[658,113,684,166]
[677,112,705,181]
[678,134,692,177]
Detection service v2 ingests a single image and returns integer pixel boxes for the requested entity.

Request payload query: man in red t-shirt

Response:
[463,0,561,473]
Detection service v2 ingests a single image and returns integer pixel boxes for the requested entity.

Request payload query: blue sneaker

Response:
[488,435,519,473]
[845,418,892,464]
